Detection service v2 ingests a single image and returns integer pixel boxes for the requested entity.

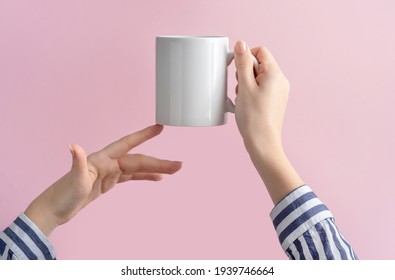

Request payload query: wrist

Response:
[25,191,59,237]
[243,133,284,159]
[243,135,304,205]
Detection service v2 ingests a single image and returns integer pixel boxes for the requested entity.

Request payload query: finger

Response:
[118,154,183,175]
[118,173,163,183]
[69,144,88,174]
[233,40,257,91]
[101,124,164,159]
[250,46,281,76]
[132,173,163,181]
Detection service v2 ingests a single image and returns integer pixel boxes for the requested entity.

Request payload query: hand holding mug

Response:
[233,41,290,151]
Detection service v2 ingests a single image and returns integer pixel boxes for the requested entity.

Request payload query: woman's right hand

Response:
[233,41,290,153]
[233,41,304,204]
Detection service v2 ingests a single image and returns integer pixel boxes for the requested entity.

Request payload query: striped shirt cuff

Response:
[0,213,56,260]
[270,185,333,252]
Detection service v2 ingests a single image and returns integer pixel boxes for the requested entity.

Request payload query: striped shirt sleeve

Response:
[270,185,358,260]
[0,213,56,260]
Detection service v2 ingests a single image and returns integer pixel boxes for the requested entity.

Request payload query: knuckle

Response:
[235,57,253,70]
[242,59,254,69]
[120,135,132,149]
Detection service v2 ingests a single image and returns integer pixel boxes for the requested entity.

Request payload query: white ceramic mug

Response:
[156,36,258,126]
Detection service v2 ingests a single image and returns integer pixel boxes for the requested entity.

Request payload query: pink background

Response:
[1,0,394,260]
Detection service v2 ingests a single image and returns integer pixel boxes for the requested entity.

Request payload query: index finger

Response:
[250,46,281,74]
[101,124,164,159]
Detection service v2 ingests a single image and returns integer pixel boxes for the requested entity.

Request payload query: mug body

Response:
[156,36,229,126]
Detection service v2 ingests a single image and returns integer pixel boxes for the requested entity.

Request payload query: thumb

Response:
[234,40,257,90]
[69,144,88,174]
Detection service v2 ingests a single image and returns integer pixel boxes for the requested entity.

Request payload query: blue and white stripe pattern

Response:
[270,185,358,260]
[0,213,56,260]
[1,185,357,260]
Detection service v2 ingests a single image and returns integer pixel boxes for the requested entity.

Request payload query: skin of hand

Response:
[233,41,304,204]
[24,124,182,237]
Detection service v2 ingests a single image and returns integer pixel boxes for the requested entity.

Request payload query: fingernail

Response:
[235,41,246,54]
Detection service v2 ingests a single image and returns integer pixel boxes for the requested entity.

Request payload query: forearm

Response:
[25,193,59,238]
[24,174,71,238]
[244,137,304,205]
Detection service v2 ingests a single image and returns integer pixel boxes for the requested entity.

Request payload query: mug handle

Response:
[225,52,259,113]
